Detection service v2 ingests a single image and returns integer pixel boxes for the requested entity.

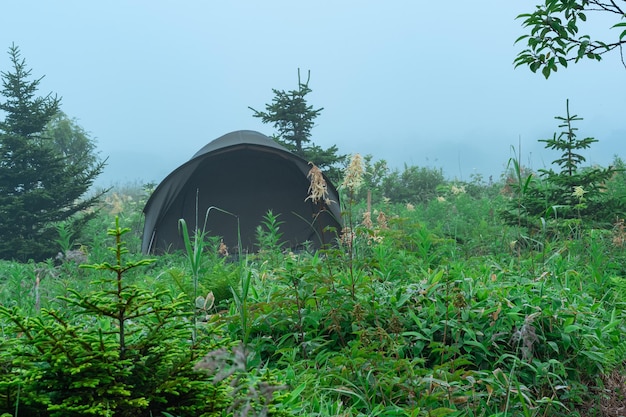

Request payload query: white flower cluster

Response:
[450,185,466,195]
[341,153,364,192]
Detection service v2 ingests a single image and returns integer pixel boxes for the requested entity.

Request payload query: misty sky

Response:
[3,1,625,187]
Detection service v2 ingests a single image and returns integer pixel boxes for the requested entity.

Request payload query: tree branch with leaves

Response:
[514,0,626,78]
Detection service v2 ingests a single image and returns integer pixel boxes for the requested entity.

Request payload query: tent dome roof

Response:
[190,130,288,159]
[142,130,342,254]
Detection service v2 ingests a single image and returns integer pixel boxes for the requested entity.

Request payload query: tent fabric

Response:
[142,130,342,254]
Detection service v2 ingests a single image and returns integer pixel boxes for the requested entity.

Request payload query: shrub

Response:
[381,165,445,204]
[0,219,231,416]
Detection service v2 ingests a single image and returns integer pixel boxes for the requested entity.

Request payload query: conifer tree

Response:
[249,69,346,182]
[500,100,624,235]
[0,44,105,261]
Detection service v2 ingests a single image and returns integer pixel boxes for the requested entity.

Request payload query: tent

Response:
[142,130,342,254]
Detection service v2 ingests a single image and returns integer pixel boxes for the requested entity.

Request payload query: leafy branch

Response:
[514,0,626,78]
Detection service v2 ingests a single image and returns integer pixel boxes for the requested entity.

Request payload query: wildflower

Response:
[450,185,466,195]
[305,162,333,205]
[362,211,373,229]
[340,226,355,248]
[341,153,364,192]
[218,240,229,257]
[437,196,446,202]
[406,203,415,211]
[572,185,586,200]
[56,248,89,264]
[106,192,127,214]
[613,218,625,247]
[377,211,388,229]
[369,234,384,244]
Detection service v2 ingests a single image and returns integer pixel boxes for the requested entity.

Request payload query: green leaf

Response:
[529,61,540,73]
[548,341,559,353]
[463,340,490,355]
[581,350,606,365]
[601,309,621,333]
[402,331,428,340]
[522,172,534,193]
[564,324,581,333]
[428,408,456,416]
[282,382,307,405]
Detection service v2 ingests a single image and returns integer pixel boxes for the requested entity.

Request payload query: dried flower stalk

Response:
[305,162,333,205]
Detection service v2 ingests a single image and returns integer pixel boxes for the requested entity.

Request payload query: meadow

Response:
[0,168,625,417]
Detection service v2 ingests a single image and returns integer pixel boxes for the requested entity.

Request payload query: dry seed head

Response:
[388,315,403,334]
[218,240,229,257]
[613,218,625,247]
[377,211,388,229]
[352,303,365,322]
[56,248,89,265]
[342,153,364,192]
[305,162,333,205]
[340,226,354,248]
[105,192,130,215]
[362,211,373,229]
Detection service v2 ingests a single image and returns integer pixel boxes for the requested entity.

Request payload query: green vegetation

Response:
[0,44,105,262]
[1,23,624,413]
[500,100,625,239]
[515,0,626,78]
[0,133,624,415]
[0,217,290,417]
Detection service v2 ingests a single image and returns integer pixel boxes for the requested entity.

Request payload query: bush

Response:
[0,219,290,417]
[381,165,445,204]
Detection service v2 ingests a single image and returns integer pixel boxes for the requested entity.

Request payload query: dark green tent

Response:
[142,130,342,254]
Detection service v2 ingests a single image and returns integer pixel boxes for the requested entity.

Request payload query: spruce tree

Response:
[249,69,346,182]
[0,44,105,261]
[500,100,623,235]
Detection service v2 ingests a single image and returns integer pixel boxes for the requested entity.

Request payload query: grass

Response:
[0,179,625,416]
